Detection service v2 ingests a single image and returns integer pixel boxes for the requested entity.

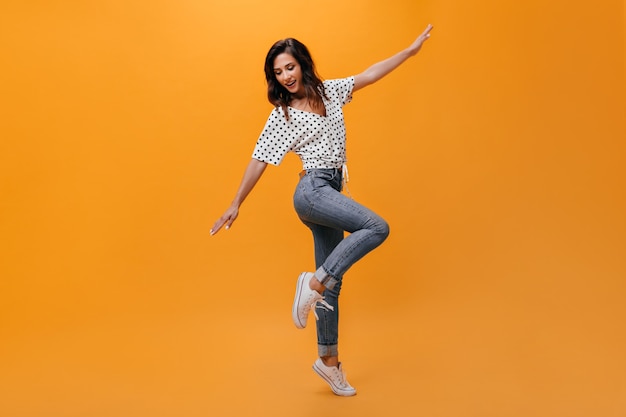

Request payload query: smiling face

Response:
[273,53,304,97]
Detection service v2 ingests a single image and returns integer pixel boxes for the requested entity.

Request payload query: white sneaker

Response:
[312,358,357,396]
[292,272,333,329]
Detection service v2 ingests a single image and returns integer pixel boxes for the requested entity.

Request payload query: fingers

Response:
[421,24,433,39]
[210,211,237,236]
[210,219,229,236]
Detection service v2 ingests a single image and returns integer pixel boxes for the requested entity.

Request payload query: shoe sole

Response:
[292,272,307,329]
[312,361,357,397]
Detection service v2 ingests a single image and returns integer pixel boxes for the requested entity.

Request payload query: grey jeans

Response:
[293,168,389,357]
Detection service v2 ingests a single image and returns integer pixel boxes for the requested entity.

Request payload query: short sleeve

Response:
[251,108,294,166]
[324,76,355,107]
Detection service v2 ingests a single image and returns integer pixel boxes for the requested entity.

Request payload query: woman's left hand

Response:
[408,24,433,56]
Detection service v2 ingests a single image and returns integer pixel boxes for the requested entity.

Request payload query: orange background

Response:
[1,1,625,416]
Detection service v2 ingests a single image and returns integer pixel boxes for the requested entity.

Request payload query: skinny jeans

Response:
[293,168,389,357]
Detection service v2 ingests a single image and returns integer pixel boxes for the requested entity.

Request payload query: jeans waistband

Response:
[298,167,342,180]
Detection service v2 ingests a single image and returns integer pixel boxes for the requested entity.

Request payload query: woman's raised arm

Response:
[210,158,268,235]
[353,24,433,93]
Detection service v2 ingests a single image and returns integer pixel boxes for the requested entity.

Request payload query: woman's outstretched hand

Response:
[209,159,268,237]
[408,24,433,56]
[353,23,434,92]
[210,205,239,236]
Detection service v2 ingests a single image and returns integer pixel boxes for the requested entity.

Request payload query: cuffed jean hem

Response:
[314,266,338,290]
[318,344,338,357]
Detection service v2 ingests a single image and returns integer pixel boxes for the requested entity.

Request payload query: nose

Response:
[281,72,291,83]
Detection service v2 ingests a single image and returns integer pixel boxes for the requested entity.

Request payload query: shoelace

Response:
[312,298,334,320]
[332,366,350,388]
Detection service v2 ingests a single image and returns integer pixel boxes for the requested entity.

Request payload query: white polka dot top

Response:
[252,76,355,169]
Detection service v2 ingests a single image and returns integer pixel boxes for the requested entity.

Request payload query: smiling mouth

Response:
[286,80,296,88]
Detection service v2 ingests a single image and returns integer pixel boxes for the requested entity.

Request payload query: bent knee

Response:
[372,218,390,241]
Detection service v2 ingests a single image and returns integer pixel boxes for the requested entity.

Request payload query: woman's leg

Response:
[303,222,344,362]
[298,183,389,290]
[294,169,389,361]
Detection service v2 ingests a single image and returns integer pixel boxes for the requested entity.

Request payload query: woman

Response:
[211,24,433,396]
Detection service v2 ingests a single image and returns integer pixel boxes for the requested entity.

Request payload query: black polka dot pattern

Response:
[252,77,355,169]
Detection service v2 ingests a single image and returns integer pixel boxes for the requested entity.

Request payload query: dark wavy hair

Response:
[264,38,328,121]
